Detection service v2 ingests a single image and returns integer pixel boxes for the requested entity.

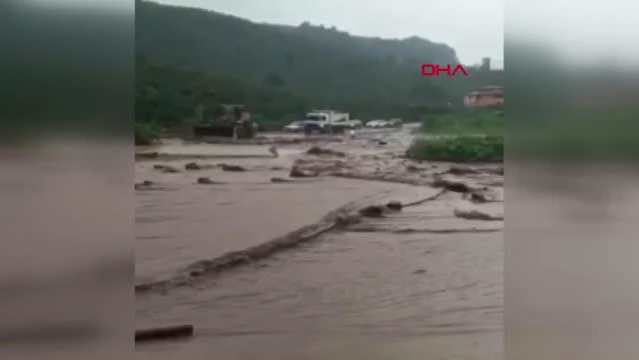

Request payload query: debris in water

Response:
[335,214,361,227]
[153,164,179,173]
[290,165,316,178]
[270,177,293,183]
[431,176,473,193]
[185,162,202,170]
[358,205,385,217]
[268,145,279,158]
[386,201,403,211]
[219,164,247,172]
[306,146,346,157]
[189,269,204,277]
[453,207,503,221]
[135,324,194,343]
[463,190,499,203]
[447,165,479,175]
[135,180,155,190]
[197,177,224,185]
[136,152,160,159]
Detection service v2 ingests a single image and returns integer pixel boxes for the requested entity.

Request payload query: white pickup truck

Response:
[366,118,402,128]
[302,110,361,133]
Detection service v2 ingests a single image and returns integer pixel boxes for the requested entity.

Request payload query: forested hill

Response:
[135,0,502,135]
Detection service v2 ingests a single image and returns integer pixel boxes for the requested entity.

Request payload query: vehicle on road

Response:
[348,119,363,129]
[365,118,403,129]
[301,109,355,134]
[387,118,403,127]
[283,121,304,132]
[302,122,326,135]
[366,119,389,128]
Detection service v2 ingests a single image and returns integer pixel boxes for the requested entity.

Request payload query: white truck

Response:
[304,110,349,124]
[302,110,360,133]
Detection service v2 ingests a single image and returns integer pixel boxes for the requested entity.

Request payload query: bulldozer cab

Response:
[193,104,255,139]
[213,104,243,123]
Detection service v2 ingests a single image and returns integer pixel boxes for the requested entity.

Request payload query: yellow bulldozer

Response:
[192,104,257,139]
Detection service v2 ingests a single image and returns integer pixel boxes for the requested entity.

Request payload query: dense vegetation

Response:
[419,108,504,135]
[135,0,503,143]
[135,56,311,142]
[407,109,504,162]
[407,135,504,163]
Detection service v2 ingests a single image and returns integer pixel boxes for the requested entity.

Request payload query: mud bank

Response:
[136,143,276,162]
[142,135,344,150]
[136,152,276,161]
[193,134,344,145]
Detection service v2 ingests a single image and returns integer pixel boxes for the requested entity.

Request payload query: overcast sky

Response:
[155,0,504,68]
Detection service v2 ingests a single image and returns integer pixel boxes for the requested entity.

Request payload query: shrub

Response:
[406,134,503,163]
[418,108,503,135]
[135,122,161,145]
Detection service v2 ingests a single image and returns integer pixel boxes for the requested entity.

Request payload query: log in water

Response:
[135,324,194,342]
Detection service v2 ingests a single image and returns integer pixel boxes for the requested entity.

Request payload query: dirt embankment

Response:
[135,140,503,295]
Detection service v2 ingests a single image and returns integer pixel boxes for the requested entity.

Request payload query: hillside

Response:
[135,0,502,139]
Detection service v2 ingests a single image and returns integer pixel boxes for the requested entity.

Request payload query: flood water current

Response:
[135,127,503,359]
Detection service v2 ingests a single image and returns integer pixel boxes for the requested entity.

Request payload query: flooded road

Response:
[136,127,503,359]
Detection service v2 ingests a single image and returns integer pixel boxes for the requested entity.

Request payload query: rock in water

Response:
[162,166,179,173]
[197,177,224,185]
[185,162,202,170]
[135,180,155,190]
[153,164,179,173]
[289,165,315,178]
[220,164,246,172]
[359,205,385,217]
[270,177,292,183]
[463,190,498,203]
[453,207,503,221]
[447,165,478,175]
[431,176,472,193]
[306,146,346,157]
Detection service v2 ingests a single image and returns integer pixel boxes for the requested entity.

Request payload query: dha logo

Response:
[421,64,468,77]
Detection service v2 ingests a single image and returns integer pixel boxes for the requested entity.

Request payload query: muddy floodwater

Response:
[135,127,503,359]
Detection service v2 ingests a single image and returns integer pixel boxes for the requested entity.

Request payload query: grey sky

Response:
[155,0,504,68]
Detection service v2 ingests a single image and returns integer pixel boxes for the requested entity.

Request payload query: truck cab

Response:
[302,110,351,134]
[304,112,330,125]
